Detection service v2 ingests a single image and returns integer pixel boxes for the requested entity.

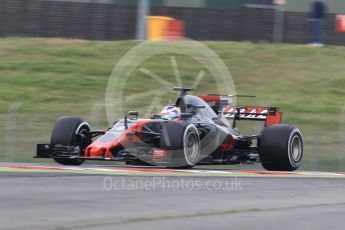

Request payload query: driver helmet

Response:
[160,105,181,120]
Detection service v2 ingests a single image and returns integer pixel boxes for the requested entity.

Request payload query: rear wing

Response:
[199,95,282,126]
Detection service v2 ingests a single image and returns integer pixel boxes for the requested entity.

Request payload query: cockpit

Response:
[175,95,218,122]
[157,87,230,127]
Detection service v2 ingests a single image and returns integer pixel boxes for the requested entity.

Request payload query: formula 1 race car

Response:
[36,87,303,171]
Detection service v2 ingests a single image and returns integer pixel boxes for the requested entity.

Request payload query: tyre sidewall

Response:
[287,129,303,168]
[182,124,200,166]
[160,122,200,167]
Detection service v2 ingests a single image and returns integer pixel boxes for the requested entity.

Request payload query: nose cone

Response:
[88,146,106,157]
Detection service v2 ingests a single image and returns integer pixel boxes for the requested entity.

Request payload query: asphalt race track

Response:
[1,163,345,230]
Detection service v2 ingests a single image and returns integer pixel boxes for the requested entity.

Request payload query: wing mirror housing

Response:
[128,111,139,119]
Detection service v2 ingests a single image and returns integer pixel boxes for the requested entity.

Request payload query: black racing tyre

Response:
[260,124,303,171]
[51,116,91,165]
[160,122,200,168]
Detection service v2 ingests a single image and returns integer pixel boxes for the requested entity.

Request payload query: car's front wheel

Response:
[50,116,91,165]
[160,122,200,168]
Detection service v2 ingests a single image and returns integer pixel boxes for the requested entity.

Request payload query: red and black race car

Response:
[36,87,303,171]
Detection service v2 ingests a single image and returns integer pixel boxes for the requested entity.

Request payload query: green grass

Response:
[1,37,345,171]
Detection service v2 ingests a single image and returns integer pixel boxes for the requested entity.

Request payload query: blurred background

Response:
[1,0,345,171]
[2,0,345,44]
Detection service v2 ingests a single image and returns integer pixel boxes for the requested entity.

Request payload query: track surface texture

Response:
[0,163,344,230]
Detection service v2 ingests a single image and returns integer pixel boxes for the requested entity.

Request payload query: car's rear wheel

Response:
[160,122,200,168]
[51,116,91,165]
[260,124,303,171]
